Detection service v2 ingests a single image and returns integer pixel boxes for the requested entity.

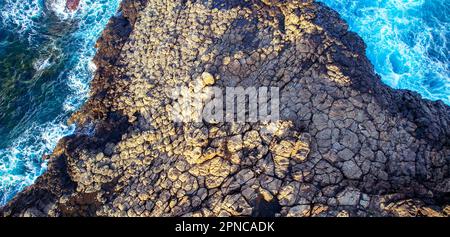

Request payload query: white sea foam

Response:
[33,56,52,72]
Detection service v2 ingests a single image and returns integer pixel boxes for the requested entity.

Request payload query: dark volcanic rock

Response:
[1,0,449,217]
[66,0,80,11]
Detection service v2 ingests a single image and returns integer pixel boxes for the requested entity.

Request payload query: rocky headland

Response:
[1,0,449,217]
[66,0,80,11]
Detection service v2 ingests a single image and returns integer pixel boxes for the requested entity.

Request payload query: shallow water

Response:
[0,0,120,205]
[318,0,449,105]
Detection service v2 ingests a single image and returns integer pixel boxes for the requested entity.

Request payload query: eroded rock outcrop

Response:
[66,0,80,11]
[1,0,449,217]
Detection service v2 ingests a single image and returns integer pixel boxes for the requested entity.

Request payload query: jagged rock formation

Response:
[66,0,80,11]
[1,0,449,217]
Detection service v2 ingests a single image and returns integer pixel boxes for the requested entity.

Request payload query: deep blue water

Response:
[0,0,120,205]
[318,0,449,104]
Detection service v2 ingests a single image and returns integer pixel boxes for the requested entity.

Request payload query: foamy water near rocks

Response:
[1,0,449,217]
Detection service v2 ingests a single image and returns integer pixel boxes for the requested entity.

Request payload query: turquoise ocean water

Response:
[0,0,120,205]
[318,0,449,104]
[0,0,448,206]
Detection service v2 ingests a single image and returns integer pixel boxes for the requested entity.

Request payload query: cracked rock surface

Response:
[1,0,449,217]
